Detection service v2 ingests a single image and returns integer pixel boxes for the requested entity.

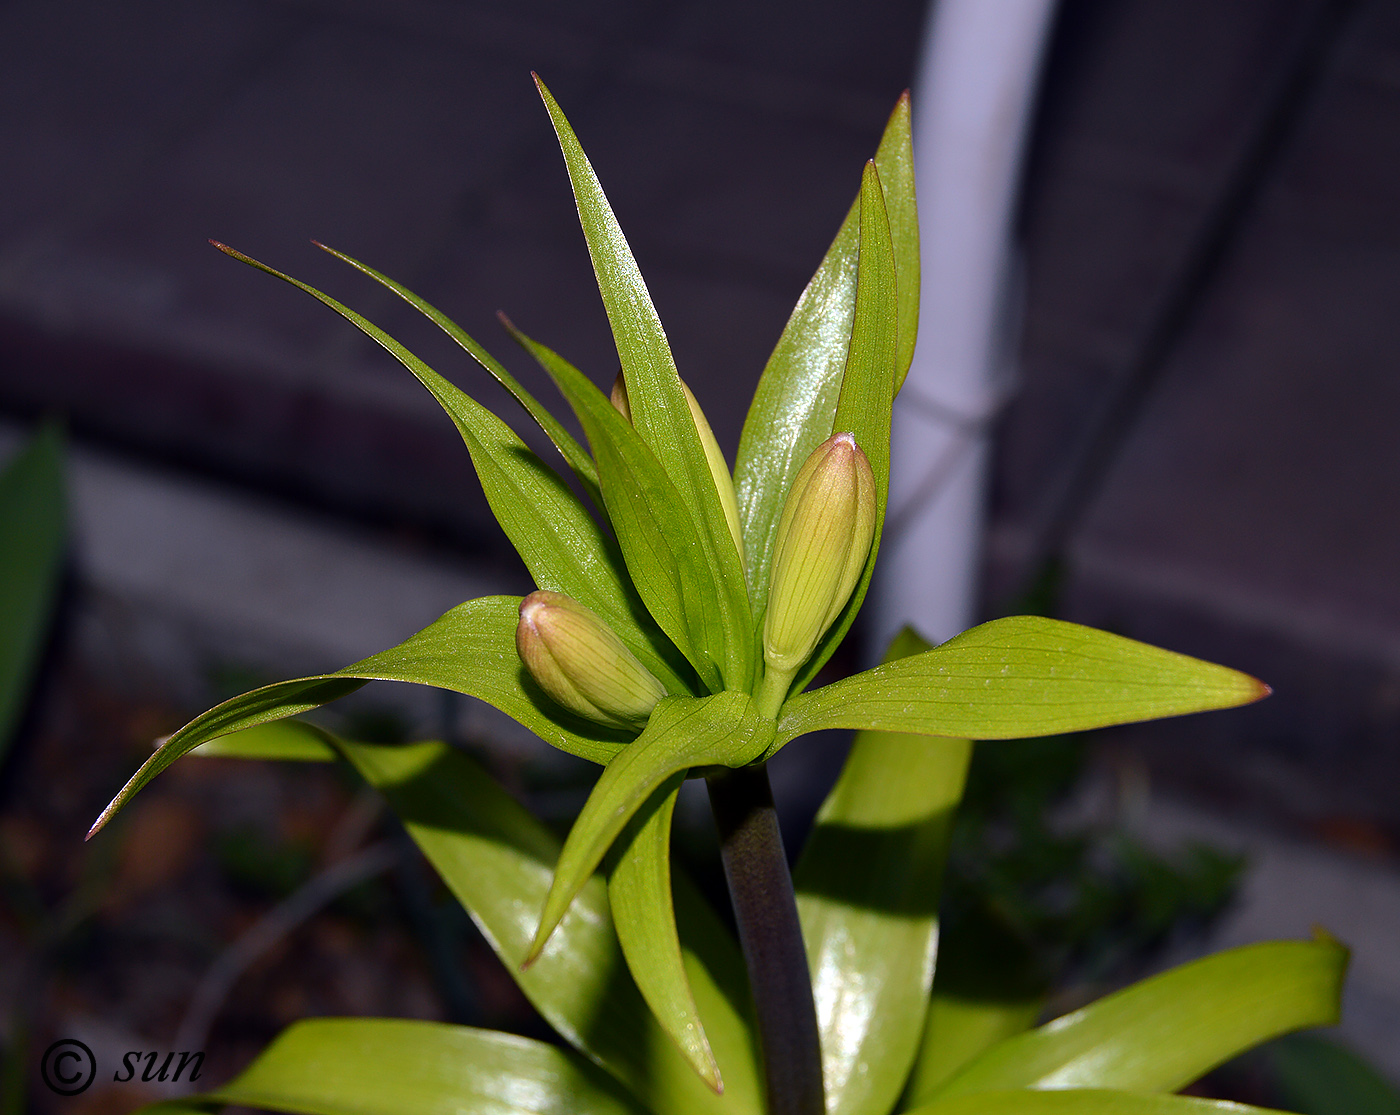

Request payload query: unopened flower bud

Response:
[763,432,876,674]
[516,589,666,730]
[611,372,744,561]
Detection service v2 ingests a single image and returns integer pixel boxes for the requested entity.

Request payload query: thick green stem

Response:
[706,764,824,1115]
[755,664,795,720]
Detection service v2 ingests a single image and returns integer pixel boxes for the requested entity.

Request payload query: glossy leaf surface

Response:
[794,625,970,1115]
[932,939,1347,1099]
[792,160,899,694]
[536,78,752,690]
[212,243,685,694]
[908,1090,1288,1115]
[198,1018,646,1115]
[734,95,916,612]
[775,616,1269,752]
[342,738,762,1115]
[0,424,65,759]
[528,691,774,961]
[91,597,630,836]
[608,776,723,1091]
[313,242,602,506]
[511,325,730,692]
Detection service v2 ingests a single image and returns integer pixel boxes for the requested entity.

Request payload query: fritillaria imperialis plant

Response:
[93,78,1346,1115]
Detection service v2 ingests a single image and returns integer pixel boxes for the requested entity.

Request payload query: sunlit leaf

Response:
[508,324,728,692]
[199,1018,647,1115]
[534,77,753,691]
[931,938,1347,1099]
[608,776,723,1092]
[211,242,685,694]
[792,160,899,694]
[90,597,631,836]
[734,96,916,612]
[906,1090,1290,1115]
[793,627,970,1115]
[0,423,65,760]
[773,616,1269,753]
[341,738,763,1115]
[313,241,602,506]
[528,692,774,963]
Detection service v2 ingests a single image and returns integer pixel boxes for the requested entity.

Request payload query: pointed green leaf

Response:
[313,241,603,508]
[608,775,723,1092]
[535,78,753,690]
[774,616,1270,753]
[528,692,774,962]
[904,904,1049,1105]
[509,324,731,692]
[907,1090,1290,1115]
[791,627,967,1115]
[90,597,631,836]
[191,719,338,761]
[341,738,763,1115]
[791,160,899,694]
[212,242,686,694]
[197,1018,647,1115]
[0,424,66,759]
[932,939,1347,1100]
[734,96,916,612]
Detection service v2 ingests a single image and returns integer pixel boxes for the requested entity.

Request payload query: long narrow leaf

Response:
[527,692,774,963]
[509,325,726,691]
[907,1090,1290,1115]
[608,775,723,1092]
[212,242,685,693]
[734,96,916,611]
[90,597,632,837]
[773,616,1269,753]
[535,77,754,689]
[197,1018,646,1115]
[793,627,970,1115]
[792,160,899,694]
[0,424,66,759]
[341,738,763,1115]
[931,938,1347,1100]
[312,241,603,508]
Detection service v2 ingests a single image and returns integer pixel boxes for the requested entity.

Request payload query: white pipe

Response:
[872,0,1060,654]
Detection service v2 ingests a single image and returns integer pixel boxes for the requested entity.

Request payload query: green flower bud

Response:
[763,432,876,675]
[611,372,745,562]
[516,589,666,730]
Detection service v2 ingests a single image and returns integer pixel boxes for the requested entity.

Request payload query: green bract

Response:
[92,79,1337,1115]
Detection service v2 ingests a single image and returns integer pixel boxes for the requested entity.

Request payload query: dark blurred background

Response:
[2,0,1399,1108]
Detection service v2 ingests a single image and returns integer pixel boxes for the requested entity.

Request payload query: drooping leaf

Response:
[190,719,338,761]
[793,627,970,1115]
[527,692,774,963]
[734,95,916,611]
[608,775,723,1092]
[534,77,753,691]
[211,242,685,694]
[313,241,602,507]
[791,160,899,694]
[903,903,1049,1105]
[508,324,732,692]
[0,423,66,760]
[196,1018,647,1115]
[341,738,763,1115]
[773,616,1269,753]
[89,597,632,837]
[906,1090,1290,1115]
[930,938,1347,1100]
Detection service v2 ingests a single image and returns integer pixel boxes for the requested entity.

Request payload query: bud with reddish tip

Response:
[762,432,877,678]
[611,372,745,561]
[516,590,667,730]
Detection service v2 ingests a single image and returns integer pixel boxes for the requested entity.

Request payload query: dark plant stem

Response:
[707,763,824,1115]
